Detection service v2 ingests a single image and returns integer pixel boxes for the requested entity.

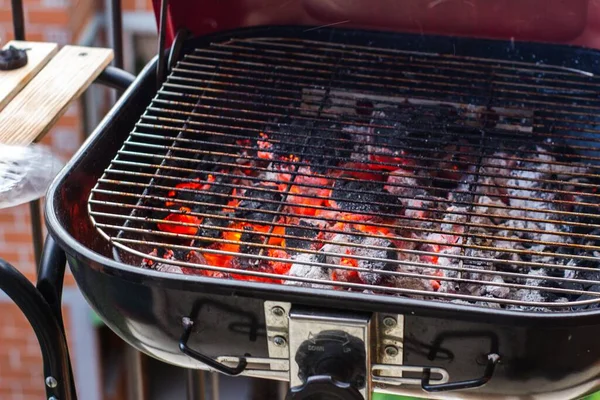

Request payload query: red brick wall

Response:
[0,1,99,399]
[0,303,75,400]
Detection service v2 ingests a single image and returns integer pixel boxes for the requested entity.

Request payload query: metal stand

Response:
[186,370,206,400]
[4,1,210,400]
[125,346,146,400]
[30,199,44,268]
[0,251,75,399]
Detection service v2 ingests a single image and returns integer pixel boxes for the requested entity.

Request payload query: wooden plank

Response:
[0,45,113,145]
[0,41,58,112]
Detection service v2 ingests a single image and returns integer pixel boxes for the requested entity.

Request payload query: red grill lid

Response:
[153,0,600,49]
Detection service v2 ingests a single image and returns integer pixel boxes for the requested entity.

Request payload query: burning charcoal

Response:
[323,234,397,285]
[229,226,265,270]
[368,105,458,156]
[330,179,398,214]
[284,253,333,289]
[142,248,185,274]
[384,169,420,198]
[171,174,233,210]
[403,192,444,220]
[141,248,159,269]
[260,120,352,171]
[197,216,230,240]
[235,184,282,223]
[185,251,229,278]
[484,276,510,298]
[284,221,318,251]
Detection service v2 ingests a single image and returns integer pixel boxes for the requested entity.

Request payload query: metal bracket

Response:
[376,314,404,378]
[264,301,291,370]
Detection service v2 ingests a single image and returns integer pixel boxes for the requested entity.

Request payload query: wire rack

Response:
[88,35,600,311]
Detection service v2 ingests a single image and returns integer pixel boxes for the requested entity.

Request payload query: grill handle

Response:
[421,353,500,392]
[179,317,248,376]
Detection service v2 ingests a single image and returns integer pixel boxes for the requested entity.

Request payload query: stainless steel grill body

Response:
[45,28,600,398]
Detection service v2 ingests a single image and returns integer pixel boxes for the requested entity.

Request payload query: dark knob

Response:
[286,375,364,400]
[292,330,367,399]
[0,46,27,71]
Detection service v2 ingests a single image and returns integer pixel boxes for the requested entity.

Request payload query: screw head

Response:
[271,306,285,317]
[385,345,399,357]
[382,316,397,328]
[273,335,287,347]
[45,376,58,388]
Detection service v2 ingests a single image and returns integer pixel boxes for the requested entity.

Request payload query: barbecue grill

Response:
[4,1,600,400]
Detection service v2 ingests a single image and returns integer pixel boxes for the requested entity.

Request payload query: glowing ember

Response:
[157,207,201,235]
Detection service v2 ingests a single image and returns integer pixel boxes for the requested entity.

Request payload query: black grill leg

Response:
[0,256,76,400]
[186,369,206,400]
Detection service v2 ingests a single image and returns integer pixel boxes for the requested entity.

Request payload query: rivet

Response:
[271,306,285,317]
[382,316,397,328]
[273,335,287,347]
[45,376,58,388]
[385,345,399,357]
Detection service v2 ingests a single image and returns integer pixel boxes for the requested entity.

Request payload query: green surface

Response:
[372,393,600,400]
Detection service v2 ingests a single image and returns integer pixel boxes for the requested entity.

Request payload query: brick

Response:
[0,249,21,265]
[0,9,13,23]
[64,274,76,287]
[0,210,15,223]
[8,349,21,370]
[26,9,70,25]
[2,231,34,243]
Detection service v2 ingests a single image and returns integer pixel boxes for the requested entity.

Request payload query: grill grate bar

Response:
[90,184,600,266]
[145,97,600,159]
[91,175,600,246]
[181,48,600,108]
[89,35,600,311]
[151,94,600,147]
[180,58,599,107]
[212,37,597,79]
[99,234,600,305]
[139,106,600,174]
[109,239,600,308]
[151,84,600,163]
[98,157,600,250]
[190,41,600,95]
[130,123,600,202]
[111,145,600,219]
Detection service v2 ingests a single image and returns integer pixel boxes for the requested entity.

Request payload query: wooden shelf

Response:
[0,41,113,145]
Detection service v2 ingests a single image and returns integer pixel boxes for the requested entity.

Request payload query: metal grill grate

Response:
[89,34,600,311]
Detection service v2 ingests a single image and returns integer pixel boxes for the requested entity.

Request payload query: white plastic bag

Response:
[0,144,64,209]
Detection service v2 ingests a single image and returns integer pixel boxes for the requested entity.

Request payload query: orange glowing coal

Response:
[165,175,215,207]
[157,207,201,235]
